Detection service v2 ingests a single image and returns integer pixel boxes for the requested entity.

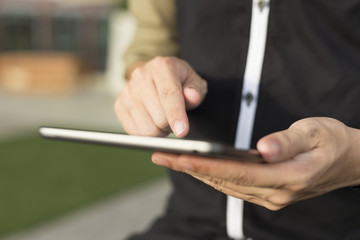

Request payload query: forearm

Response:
[125,0,179,79]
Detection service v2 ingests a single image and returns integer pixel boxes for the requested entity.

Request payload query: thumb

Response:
[257,125,317,163]
[182,72,208,110]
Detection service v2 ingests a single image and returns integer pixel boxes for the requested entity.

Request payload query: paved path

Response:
[0,86,171,240]
[0,88,121,139]
[1,178,170,240]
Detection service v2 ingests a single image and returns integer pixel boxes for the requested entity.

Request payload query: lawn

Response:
[0,134,166,237]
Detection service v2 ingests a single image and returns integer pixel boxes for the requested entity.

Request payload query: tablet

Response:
[38,127,263,163]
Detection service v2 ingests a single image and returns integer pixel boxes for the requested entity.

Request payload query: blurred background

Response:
[0,0,169,239]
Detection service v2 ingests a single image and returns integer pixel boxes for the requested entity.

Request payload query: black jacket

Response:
[129,1,360,239]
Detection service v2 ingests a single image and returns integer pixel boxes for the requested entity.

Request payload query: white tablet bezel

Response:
[38,127,262,162]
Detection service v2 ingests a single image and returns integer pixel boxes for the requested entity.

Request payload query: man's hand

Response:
[152,117,360,210]
[115,57,207,137]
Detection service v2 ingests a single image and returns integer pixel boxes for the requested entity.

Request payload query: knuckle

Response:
[114,97,122,114]
[278,131,294,150]
[268,192,294,208]
[291,118,324,141]
[131,67,145,82]
[288,182,309,193]
[265,203,285,211]
[245,196,285,212]
[231,169,253,186]
[245,196,260,205]
[290,118,315,129]
[208,178,226,193]
[114,98,129,120]
[153,115,169,130]
[118,85,134,108]
[141,127,163,137]
[160,86,181,100]
[285,172,313,193]
[122,96,135,111]
[119,85,130,99]
[210,177,225,187]
[151,56,177,68]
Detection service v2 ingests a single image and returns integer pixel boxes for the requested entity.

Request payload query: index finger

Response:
[151,152,311,189]
[149,58,189,137]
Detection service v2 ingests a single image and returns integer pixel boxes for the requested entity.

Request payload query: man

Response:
[115,0,360,239]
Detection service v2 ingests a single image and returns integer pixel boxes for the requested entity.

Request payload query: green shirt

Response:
[124,0,178,75]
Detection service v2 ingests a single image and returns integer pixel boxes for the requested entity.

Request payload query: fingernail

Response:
[258,141,280,160]
[173,121,186,137]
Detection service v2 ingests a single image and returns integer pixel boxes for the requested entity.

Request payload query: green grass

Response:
[0,135,166,237]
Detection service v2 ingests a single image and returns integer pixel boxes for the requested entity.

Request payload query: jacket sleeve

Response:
[124,0,179,77]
